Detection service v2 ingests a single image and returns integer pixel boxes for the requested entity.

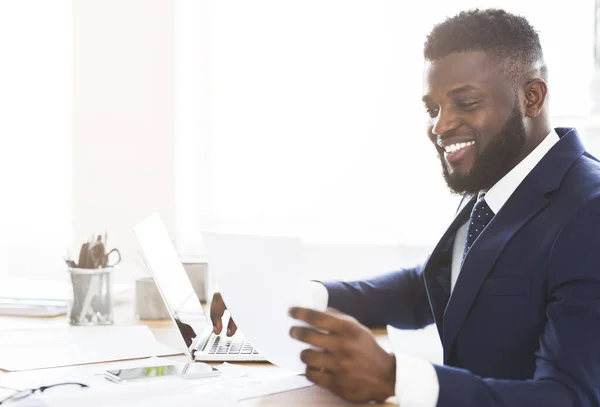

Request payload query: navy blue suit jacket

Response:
[322,128,600,406]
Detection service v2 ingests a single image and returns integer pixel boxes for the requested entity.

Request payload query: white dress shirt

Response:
[309,129,560,406]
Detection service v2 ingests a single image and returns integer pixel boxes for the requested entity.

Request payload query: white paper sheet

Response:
[4,361,312,406]
[39,378,234,407]
[386,324,443,364]
[208,363,314,400]
[0,357,182,390]
[30,362,309,406]
[201,232,323,374]
[0,325,182,371]
[232,374,314,401]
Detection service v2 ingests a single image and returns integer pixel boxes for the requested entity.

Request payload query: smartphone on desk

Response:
[104,363,220,383]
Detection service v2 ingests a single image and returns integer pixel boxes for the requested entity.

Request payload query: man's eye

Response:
[457,100,479,110]
[426,108,439,118]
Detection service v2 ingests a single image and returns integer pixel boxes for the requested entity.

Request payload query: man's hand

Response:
[209,292,238,336]
[289,307,396,403]
[174,318,196,347]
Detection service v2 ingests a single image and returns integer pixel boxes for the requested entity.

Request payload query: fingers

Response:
[210,293,238,337]
[210,292,226,334]
[290,326,340,351]
[305,366,337,393]
[226,316,238,337]
[300,349,337,373]
[289,307,355,335]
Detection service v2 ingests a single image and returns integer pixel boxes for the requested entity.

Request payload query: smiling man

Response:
[423,38,548,197]
[211,8,600,407]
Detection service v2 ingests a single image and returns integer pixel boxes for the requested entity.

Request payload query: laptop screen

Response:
[133,213,208,354]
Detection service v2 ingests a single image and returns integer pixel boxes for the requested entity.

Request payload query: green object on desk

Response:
[144,366,164,376]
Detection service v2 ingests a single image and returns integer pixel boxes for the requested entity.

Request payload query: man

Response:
[211,9,600,406]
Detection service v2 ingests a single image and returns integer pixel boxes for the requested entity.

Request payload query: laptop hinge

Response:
[191,334,209,353]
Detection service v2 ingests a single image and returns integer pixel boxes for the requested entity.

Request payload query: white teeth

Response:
[444,141,475,153]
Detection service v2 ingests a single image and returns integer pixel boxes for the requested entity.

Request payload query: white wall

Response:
[68,1,598,287]
[304,243,430,281]
[73,0,175,281]
[0,1,72,279]
[71,0,430,285]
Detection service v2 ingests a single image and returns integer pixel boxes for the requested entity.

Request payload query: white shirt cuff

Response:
[306,282,437,406]
[308,281,329,311]
[388,352,439,407]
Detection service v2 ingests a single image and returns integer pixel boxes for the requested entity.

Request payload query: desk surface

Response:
[0,294,392,406]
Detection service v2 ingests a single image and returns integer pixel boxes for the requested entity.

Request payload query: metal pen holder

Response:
[67,267,114,325]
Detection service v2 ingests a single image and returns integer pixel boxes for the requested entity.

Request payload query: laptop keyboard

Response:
[208,335,259,355]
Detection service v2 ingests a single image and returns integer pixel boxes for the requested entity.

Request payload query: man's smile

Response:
[443,140,476,165]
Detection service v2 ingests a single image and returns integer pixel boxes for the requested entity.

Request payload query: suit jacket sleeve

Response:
[433,197,600,407]
[318,263,434,329]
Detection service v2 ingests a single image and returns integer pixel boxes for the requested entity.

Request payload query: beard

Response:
[440,105,527,195]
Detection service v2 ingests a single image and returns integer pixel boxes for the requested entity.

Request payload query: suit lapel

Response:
[441,186,548,360]
[441,128,586,361]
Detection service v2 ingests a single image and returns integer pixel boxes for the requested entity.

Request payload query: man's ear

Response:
[523,78,548,118]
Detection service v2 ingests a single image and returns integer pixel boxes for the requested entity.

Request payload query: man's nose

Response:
[432,107,460,137]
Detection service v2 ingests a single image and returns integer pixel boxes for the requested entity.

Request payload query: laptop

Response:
[133,213,265,362]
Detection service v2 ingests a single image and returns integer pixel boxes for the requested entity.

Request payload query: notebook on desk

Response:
[133,213,265,362]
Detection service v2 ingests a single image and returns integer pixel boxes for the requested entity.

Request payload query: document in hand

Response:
[201,232,323,374]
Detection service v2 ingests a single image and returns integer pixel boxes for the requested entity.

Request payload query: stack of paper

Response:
[0,278,131,317]
[0,297,67,317]
[0,279,70,317]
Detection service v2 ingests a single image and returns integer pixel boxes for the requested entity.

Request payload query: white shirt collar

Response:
[483,129,560,214]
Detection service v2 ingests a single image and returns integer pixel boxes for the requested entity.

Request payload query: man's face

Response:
[422,51,527,194]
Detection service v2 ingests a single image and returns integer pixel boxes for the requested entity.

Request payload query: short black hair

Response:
[424,9,547,82]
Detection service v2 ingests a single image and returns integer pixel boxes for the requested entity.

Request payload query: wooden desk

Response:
[0,298,394,406]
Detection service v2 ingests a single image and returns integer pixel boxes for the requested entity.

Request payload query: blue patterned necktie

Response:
[462,194,495,265]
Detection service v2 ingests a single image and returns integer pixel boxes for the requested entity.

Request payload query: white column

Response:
[73,0,175,280]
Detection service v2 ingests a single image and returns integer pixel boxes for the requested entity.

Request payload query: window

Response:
[175,1,595,256]
[0,1,72,278]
